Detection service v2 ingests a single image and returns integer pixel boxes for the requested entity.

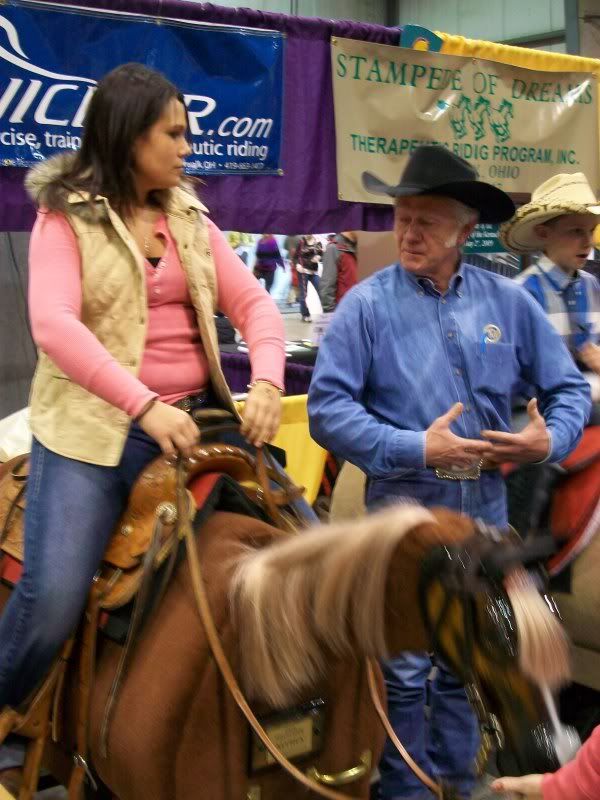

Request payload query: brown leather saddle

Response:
[0,430,305,609]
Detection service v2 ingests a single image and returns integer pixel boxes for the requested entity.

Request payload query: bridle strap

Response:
[418,541,504,776]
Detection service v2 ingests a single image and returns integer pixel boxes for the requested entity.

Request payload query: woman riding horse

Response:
[0,62,286,790]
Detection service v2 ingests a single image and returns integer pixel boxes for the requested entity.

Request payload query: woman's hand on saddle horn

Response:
[490,774,543,798]
[136,401,199,458]
[425,402,494,469]
[241,381,282,448]
[481,399,551,464]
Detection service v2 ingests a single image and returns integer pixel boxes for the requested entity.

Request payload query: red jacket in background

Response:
[320,234,357,311]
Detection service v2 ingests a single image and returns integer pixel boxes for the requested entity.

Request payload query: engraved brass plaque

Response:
[249,700,326,773]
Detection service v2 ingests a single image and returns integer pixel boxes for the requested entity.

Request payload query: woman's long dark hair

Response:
[45,63,185,214]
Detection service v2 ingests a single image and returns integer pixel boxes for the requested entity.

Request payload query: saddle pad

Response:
[0,551,21,586]
[549,427,600,575]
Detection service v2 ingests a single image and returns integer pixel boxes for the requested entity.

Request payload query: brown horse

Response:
[1,469,572,800]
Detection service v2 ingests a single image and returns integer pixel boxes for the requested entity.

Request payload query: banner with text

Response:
[0,2,284,174]
[331,37,599,200]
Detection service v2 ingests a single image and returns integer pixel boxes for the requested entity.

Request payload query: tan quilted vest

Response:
[29,188,239,466]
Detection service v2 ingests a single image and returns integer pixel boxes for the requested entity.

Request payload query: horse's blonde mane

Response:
[231,506,572,708]
[505,568,571,689]
[230,504,433,707]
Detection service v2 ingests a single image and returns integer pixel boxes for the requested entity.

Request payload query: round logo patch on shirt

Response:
[483,324,502,343]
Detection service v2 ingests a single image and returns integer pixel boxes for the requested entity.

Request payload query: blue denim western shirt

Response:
[308,262,591,524]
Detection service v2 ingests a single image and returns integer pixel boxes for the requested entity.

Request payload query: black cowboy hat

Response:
[362,145,515,224]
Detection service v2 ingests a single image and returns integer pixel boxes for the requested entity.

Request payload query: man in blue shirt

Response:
[308,146,591,800]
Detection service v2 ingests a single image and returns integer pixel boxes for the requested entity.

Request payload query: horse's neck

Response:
[384,512,474,655]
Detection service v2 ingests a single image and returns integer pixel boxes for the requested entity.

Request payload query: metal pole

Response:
[385,0,400,28]
[564,0,581,54]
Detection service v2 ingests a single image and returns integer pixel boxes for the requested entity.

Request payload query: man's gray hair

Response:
[451,198,479,226]
[448,197,479,225]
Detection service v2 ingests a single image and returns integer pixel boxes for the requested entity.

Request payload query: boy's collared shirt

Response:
[515,255,600,354]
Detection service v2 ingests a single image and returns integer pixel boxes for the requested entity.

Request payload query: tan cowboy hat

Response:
[500,172,600,253]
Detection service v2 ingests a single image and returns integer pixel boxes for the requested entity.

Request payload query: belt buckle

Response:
[177,396,193,413]
[435,463,482,481]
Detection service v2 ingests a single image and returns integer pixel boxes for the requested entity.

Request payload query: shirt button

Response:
[154,287,160,295]
[418,291,424,297]
[447,331,454,339]
[455,368,462,376]
[465,405,472,412]
[441,298,447,304]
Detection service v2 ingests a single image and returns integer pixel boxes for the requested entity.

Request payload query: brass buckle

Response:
[435,463,482,481]
[174,396,194,412]
[174,392,208,413]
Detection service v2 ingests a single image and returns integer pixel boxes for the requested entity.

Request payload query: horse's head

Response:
[232,504,578,787]
[417,508,578,778]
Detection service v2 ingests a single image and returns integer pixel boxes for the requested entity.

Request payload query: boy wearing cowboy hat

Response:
[309,145,591,800]
[501,173,600,407]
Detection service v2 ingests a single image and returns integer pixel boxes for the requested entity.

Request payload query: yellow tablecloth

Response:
[236,394,326,505]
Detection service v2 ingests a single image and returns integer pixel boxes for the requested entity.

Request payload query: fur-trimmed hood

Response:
[24,152,75,207]
[24,152,206,221]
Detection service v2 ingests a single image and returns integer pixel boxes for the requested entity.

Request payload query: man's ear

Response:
[533,222,550,242]
[457,219,477,247]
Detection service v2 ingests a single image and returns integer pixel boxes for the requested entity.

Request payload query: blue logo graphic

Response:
[0,2,284,174]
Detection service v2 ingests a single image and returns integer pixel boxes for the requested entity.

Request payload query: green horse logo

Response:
[439,96,514,143]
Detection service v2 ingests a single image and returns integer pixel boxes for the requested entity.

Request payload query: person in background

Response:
[296,233,323,322]
[491,724,600,799]
[320,231,358,312]
[308,145,590,800]
[501,173,600,424]
[284,233,301,306]
[0,63,285,797]
[253,233,284,294]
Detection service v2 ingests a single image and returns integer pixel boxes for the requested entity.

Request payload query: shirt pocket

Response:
[466,339,519,397]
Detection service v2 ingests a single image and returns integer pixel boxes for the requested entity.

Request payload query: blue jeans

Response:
[379,654,480,799]
[368,470,508,799]
[298,271,319,318]
[0,424,161,708]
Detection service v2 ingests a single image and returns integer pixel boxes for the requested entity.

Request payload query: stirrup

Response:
[0,646,72,800]
[0,707,19,745]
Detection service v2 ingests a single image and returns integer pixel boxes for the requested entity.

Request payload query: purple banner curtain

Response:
[0,1,399,233]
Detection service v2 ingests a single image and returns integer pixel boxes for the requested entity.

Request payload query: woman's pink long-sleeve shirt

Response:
[29,211,285,418]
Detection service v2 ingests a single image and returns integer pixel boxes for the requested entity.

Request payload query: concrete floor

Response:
[278,300,316,341]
